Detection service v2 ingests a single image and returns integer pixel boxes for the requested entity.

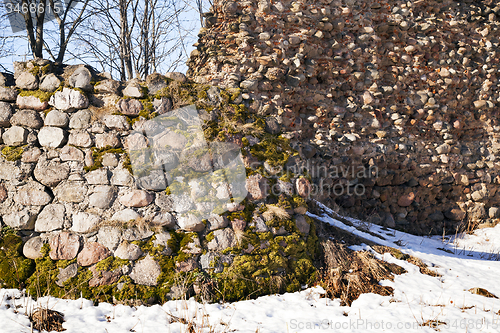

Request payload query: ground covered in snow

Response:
[2,203,500,332]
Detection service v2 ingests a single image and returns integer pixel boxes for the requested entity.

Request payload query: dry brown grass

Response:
[29,308,65,332]
[262,204,290,222]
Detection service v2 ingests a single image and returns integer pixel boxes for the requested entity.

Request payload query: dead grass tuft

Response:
[262,205,290,222]
[29,308,66,332]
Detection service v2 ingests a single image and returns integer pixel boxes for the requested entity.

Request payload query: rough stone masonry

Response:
[188,0,500,234]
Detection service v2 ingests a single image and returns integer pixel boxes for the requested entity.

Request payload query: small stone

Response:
[38,127,66,148]
[35,204,65,232]
[122,228,154,241]
[16,72,38,90]
[10,110,43,128]
[150,212,175,229]
[103,115,130,131]
[97,226,122,251]
[89,265,121,287]
[94,133,121,148]
[14,186,52,206]
[165,72,187,83]
[177,213,205,232]
[152,97,173,115]
[55,181,88,202]
[0,87,18,102]
[21,147,41,163]
[246,174,269,200]
[123,84,145,98]
[68,66,93,91]
[207,213,229,231]
[0,101,12,126]
[89,185,116,208]
[60,145,84,161]
[3,210,36,230]
[207,228,237,251]
[45,110,69,127]
[49,232,81,260]
[145,73,168,95]
[23,236,45,259]
[102,153,119,167]
[34,157,70,187]
[119,189,154,207]
[294,214,310,234]
[111,208,140,222]
[398,192,415,207]
[2,126,28,147]
[68,130,93,148]
[69,109,92,129]
[94,79,120,94]
[85,169,109,185]
[111,168,134,186]
[117,98,143,116]
[39,74,61,92]
[129,255,161,286]
[56,263,78,287]
[71,212,101,234]
[152,232,173,255]
[49,87,89,111]
[490,207,500,219]
[77,242,111,266]
[16,95,48,111]
[296,178,311,198]
[114,242,143,260]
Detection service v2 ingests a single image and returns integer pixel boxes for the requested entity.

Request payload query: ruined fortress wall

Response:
[0,59,315,302]
[188,0,500,234]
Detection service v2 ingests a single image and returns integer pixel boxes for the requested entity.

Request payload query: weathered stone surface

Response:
[94,79,120,94]
[152,97,173,115]
[146,73,168,95]
[68,130,93,147]
[116,98,143,116]
[21,147,41,163]
[111,168,134,186]
[16,95,49,111]
[16,72,38,90]
[165,72,187,82]
[150,212,175,228]
[60,145,84,161]
[34,157,70,187]
[89,265,121,287]
[38,127,66,148]
[129,255,161,286]
[114,242,143,260]
[69,109,92,129]
[49,232,81,260]
[85,169,109,185]
[2,135,22,158]
[111,208,140,222]
[294,214,310,234]
[398,192,415,207]
[444,208,466,221]
[296,178,311,198]
[23,236,45,259]
[122,228,154,241]
[45,110,69,127]
[207,228,237,251]
[14,185,52,206]
[10,110,43,129]
[0,101,12,126]
[40,73,61,92]
[77,242,111,266]
[103,115,130,131]
[56,263,78,287]
[177,213,205,232]
[71,212,101,234]
[152,232,173,255]
[207,213,229,231]
[246,174,269,200]
[68,66,93,91]
[49,87,89,111]
[35,204,65,232]
[124,132,148,150]
[3,210,36,230]
[95,133,121,148]
[119,189,154,207]
[97,226,122,251]
[89,185,116,208]
[123,84,144,98]
[55,181,88,202]
[137,170,167,191]
[0,87,18,102]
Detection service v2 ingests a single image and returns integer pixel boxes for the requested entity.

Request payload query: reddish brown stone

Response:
[296,178,311,198]
[230,219,246,232]
[246,174,269,200]
[398,192,415,207]
[77,242,111,267]
[0,184,7,203]
[49,232,81,260]
[175,258,198,272]
[89,265,122,287]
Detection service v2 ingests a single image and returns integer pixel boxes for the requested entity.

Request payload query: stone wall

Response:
[0,59,316,304]
[188,0,500,234]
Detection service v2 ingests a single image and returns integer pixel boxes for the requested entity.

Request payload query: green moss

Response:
[95,256,129,272]
[249,135,291,168]
[1,145,24,161]
[84,146,128,172]
[18,89,54,102]
[0,234,35,289]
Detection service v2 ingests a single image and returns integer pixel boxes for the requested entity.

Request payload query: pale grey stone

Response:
[35,204,65,232]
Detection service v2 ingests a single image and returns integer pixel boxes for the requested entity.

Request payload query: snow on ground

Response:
[2,202,500,333]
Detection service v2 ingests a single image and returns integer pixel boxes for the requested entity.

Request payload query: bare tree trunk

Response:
[120,0,133,80]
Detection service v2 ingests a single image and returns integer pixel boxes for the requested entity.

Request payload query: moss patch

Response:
[1,145,25,161]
